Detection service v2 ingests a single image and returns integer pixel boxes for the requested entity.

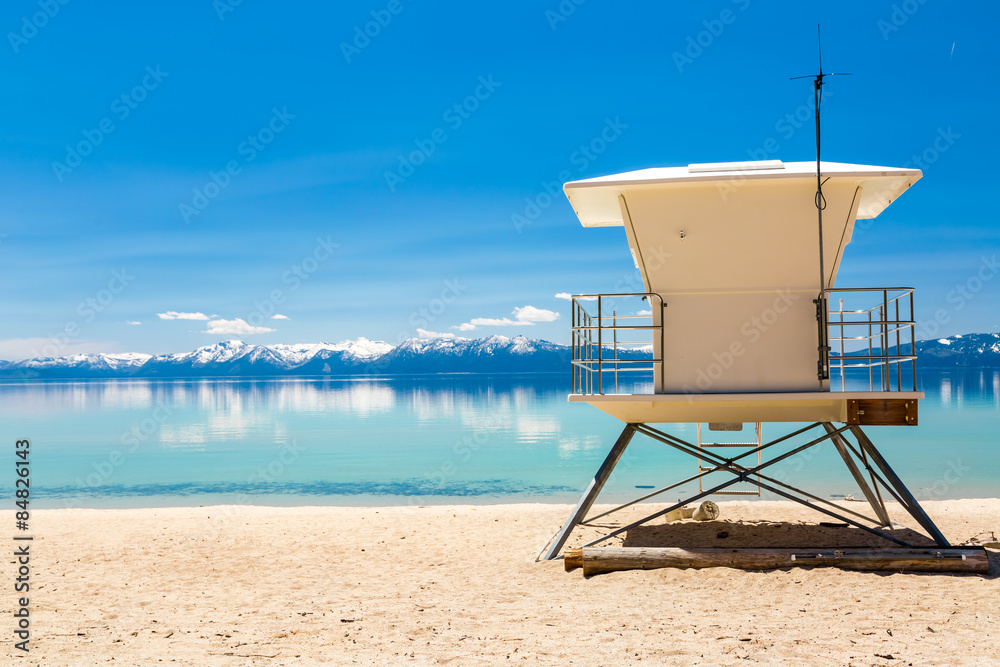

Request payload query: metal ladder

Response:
[697,422,762,496]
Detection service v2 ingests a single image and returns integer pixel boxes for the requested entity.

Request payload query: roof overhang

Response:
[564,160,922,227]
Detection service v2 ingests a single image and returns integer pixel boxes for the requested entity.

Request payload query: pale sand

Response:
[4,499,998,666]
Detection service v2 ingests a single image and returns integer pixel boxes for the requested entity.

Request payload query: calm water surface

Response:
[2,371,997,508]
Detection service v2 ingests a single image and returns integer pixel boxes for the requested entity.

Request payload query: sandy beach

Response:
[4,499,998,665]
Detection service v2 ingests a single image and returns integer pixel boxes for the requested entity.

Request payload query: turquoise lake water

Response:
[2,370,997,509]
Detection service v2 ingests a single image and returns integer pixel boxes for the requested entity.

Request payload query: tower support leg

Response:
[850,425,950,546]
[540,424,635,560]
[822,422,891,527]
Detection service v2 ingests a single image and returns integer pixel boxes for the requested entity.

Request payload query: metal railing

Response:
[824,287,917,392]
[571,293,663,395]
[570,288,918,396]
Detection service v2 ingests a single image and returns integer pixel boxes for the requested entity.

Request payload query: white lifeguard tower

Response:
[541,158,950,561]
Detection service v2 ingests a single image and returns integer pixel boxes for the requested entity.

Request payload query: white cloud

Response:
[635,309,652,316]
[513,305,560,323]
[158,311,210,321]
[271,314,289,320]
[204,318,274,335]
[555,293,595,301]
[452,305,561,331]
[126,321,143,326]
[417,328,456,339]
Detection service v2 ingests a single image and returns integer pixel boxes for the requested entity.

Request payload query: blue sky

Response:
[1,0,997,358]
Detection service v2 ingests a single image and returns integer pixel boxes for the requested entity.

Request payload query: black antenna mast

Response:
[791,24,850,382]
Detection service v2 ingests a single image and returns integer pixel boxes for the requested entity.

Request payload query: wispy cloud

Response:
[453,305,560,331]
[271,314,289,320]
[417,328,456,339]
[126,321,143,325]
[158,311,211,321]
[204,318,274,335]
[461,318,522,329]
[555,293,595,301]
[0,338,121,361]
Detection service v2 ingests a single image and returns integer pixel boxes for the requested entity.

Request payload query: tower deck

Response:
[572,391,921,425]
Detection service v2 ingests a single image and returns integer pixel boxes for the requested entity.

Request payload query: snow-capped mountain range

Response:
[0,335,571,379]
[0,333,997,379]
[912,333,1000,367]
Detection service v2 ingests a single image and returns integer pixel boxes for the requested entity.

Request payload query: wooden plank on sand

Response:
[579,547,988,576]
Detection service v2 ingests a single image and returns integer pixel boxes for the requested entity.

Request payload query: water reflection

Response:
[9,370,995,415]
[995,371,999,411]
[2,371,997,505]
[0,377,568,414]
[919,370,1000,410]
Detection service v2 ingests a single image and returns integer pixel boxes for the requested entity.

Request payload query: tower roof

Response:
[564,160,921,227]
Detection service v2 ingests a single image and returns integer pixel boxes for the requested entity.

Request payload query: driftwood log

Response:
[575,547,988,576]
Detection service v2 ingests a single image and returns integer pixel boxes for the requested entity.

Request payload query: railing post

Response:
[893,294,903,391]
[839,296,845,391]
[910,290,917,391]
[882,290,890,392]
[597,297,603,395]
[612,309,618,394]
[867,305,874,392]
[571,299,577,394]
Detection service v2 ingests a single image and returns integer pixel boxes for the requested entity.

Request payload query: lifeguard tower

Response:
[541,158,951,562]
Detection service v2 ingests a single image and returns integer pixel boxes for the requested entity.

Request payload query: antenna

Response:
[791,24,851,383]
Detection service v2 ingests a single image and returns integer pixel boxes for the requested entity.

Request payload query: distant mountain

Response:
[835,333,1000,369]
[913,333,1000,368]
[0,333,996,380]
[0,335,572,379]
